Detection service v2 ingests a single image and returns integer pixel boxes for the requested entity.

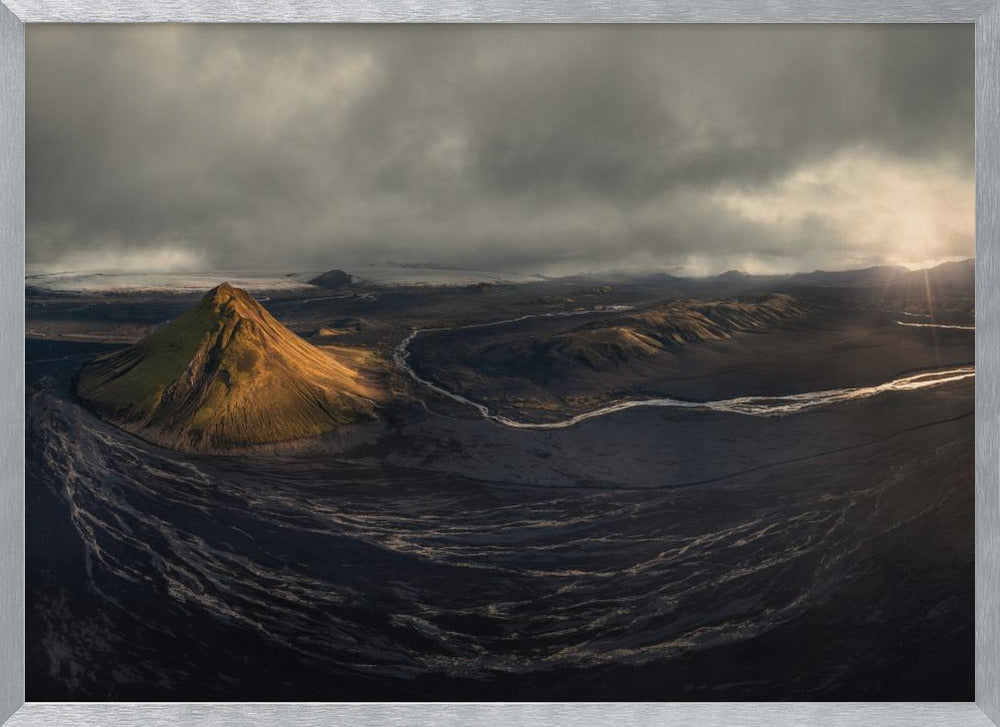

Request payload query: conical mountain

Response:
[77,283,377,451]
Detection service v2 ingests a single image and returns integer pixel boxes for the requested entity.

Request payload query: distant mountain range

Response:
[557,258,973,287]
[780,259,974,317]
[779,259,973,289]
[555,259,973,318]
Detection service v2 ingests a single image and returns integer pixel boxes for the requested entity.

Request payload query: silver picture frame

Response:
[2,2,997,725]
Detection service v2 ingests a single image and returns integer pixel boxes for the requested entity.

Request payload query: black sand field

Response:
[25,273,974,701]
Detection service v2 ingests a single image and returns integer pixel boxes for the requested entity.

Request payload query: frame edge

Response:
[2,2,998,726]
[976,0,1000,723]
[2,702,1000,727]
[2,0,999,23]
[0,0,24,725]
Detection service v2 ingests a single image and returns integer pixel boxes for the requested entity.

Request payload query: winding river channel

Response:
[395,310,976,429]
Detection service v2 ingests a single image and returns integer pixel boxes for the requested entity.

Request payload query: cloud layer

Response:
[27,24,974,276]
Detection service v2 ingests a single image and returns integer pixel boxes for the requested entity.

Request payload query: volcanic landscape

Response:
[25,261,975,700]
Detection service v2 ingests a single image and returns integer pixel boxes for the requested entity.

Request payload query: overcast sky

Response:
[27,24,973,277]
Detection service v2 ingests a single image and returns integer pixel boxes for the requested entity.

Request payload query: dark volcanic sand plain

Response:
[408,305,973,420]
[25,271,974,700]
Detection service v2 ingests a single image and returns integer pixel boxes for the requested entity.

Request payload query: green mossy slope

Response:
[78,283,376,451]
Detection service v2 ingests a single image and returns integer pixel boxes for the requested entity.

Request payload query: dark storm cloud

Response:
[26,24,973,275]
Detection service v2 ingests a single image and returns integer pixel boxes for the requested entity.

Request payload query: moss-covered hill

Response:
[482,293,811,373]
[77,283,377,451]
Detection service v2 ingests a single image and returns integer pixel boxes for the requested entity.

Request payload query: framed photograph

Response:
[2,3,999,727]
